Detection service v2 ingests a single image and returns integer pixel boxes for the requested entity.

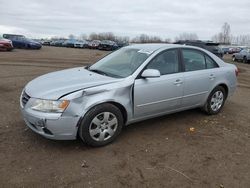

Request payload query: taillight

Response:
[235,67,239,77]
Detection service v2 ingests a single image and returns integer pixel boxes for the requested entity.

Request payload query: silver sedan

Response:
[20,44,238,146]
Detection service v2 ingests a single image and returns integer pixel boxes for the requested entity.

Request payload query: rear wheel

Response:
[78,104,123,147]
[203,86,226,115]
[243,57,247,63]
[232,56,236,62]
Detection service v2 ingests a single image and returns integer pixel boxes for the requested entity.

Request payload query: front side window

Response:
[147,49,179,75]
[182,49,206,71]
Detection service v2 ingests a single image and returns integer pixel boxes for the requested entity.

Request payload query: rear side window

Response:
[205,55,219,69]
[182,49,206,71]
[147,49,179,75]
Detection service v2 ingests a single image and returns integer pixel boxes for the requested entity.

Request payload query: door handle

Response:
[174,79,183,85]
[209,74,216,80]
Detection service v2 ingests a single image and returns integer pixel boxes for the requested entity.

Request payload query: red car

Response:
[0,36,13,51]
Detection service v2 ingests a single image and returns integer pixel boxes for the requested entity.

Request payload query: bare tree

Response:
[115,36,130,43]
[175,32,199,41]
[222,22,231,44]
[212,32,223,43]
[89,32,98,40]
[231,34,250,45]
[79,33,87,40]
[68,34,76,39]
[211,22,231,44]
[131,34,163,43]
[164,38,172,43]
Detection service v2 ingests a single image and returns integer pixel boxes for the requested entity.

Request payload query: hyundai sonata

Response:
[20,44,237,146]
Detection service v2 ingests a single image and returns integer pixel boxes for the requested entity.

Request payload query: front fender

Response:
[61,80,134,126]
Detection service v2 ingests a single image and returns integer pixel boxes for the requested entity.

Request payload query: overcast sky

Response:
[0,0,250,40]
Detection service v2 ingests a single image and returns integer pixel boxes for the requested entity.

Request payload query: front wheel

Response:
[78,104,123,147]
[203,86,226,115]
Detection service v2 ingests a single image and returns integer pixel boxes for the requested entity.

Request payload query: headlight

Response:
[30,99,69,113]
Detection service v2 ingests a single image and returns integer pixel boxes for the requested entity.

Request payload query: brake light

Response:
[235,68,239,77]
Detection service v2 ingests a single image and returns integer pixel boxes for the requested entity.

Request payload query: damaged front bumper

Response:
[20,106,80,140]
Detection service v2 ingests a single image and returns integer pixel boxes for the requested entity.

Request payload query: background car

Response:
[3,34,42,49]
[62,39,78,48]
[41,40,51,46]
[50,39,66,47]
[116,41,129,48]
[88,40,101,49]
[98,40,118,51]
[222,47,230,54]
[74,40,89,48]
[0,36,13,51]
[174,40,224,58]
[228,47,242,54]
[232,49,250,63]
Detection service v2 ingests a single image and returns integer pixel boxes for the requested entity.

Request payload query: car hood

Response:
[25,67,121,100]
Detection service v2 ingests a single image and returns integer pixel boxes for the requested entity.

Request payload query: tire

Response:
[232,56,236,62]
[203,86,226,115]
[243,57,247,64]
[78,103,124,147]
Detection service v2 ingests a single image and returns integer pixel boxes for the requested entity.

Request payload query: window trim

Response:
[136,48,182,79]
[180,48,219,72]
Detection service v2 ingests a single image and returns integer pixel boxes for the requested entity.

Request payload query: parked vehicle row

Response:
[42,39,123,51]
[2,34,42,50]
[222,47,242,54]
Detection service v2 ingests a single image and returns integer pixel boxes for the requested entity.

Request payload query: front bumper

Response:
[20,107,80,140]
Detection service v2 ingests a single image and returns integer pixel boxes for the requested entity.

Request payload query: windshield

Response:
[89,48,151,78]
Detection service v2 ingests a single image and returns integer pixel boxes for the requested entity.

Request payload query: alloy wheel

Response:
[210,91,224,112]
[89,112,118,142]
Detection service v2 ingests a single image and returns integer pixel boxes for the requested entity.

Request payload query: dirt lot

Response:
[0,46,250,188]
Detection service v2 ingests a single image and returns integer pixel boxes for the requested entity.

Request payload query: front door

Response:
[134,49,183,118]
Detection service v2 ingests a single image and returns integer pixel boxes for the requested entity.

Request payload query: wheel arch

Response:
[216,83,229,99]
[77,101,128,128]
[108,101,128,124]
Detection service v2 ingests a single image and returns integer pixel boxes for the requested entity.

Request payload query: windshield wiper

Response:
[85,65,91,70]
[89,69,123,78]
[89,69,108,76]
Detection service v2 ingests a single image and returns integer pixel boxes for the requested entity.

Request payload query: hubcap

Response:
[210,91,224,111]
[89,112,118,142]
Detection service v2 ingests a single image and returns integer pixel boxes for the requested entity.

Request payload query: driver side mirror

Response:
[141,69,161,78]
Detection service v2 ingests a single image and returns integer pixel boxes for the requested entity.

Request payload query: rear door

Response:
[180,49,219,108]
[134,49,184,118]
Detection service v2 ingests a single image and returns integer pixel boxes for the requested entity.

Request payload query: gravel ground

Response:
[0,46,249,188]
